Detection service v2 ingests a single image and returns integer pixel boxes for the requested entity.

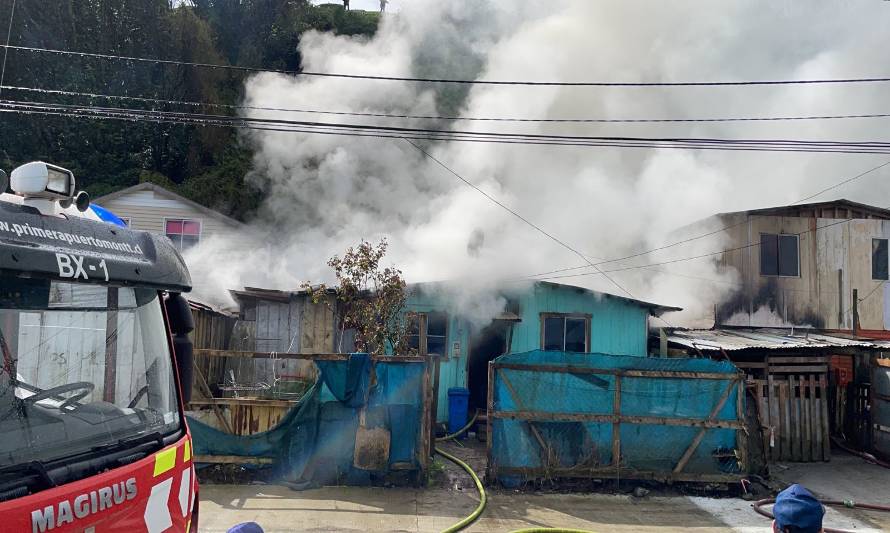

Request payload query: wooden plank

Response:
[430,354,441,445]
[486,361,495,480]
[491,362,735,380]
[820,374,831,461]
[809,375,818,461]
[673,379,739,474]
[736,380,747,474]
[194,455,274,465]
[778,382,789,461]
[418,358,432,474]
[612,375,621,468]
[790,375,801,462]
[498,369,549,454]
[734,362,768,369]
[194,349,427,362]
[813,375,822,461]
[758,381,771,463]
[494,466,743,484]
[768,365,829,374]
[768,356,831,364]
[767,373,777,461]
[491,410,744,429]
[801,375,811,462]
[189,398,298,408]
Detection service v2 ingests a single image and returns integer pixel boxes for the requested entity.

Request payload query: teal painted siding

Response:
[405,282,653,423]
[508,283,649,356]
[404,289,472,422]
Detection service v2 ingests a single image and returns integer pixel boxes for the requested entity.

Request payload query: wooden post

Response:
[612,375,622,468]
[838,269,844,328]
[853,288,860,334]
[820,374,831,461]
[790,375,801,462]
[486,361,495,480]
[418,357,432,474]
[736,380,747,474]
[429,354,441,446]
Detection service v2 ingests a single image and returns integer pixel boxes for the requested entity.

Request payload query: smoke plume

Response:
[187,0,890,328]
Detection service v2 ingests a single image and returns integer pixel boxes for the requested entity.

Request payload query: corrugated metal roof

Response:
[664,328,890,352]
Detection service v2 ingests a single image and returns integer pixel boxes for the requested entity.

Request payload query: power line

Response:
[5,43,890,87]
[523,159,890,280]
[0,0,16,99]
[6,99,890,154]
[518,217,856,284]
[7,85,890,125]
[401,137,648,317]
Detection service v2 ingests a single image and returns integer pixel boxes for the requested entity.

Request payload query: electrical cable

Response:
[0,0,15,99]
[522,159,890,281]
[5,43,890,87]
[8,84,890,125]
[752,497,890,533]
[402,137,644,316]
[7,99,890,153]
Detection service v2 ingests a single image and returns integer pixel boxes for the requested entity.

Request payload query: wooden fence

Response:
[737,356,831,462]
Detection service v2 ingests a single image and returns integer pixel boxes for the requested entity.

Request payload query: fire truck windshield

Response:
[0,275,181,473]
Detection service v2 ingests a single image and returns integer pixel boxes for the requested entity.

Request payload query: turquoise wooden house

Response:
[229,281,679,424]
[404,281,680,422]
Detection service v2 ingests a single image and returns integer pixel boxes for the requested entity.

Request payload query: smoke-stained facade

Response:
[710,200,890,332]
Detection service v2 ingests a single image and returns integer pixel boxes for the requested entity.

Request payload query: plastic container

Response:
[447,387,471,438]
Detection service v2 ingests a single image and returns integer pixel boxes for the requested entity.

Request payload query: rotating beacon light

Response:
[9,161,90,215]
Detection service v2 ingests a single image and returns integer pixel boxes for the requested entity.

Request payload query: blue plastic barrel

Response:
[447,387,471,438]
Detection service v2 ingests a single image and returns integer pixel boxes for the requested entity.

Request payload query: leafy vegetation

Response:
[0,0,380,219]
[304,239,413,355]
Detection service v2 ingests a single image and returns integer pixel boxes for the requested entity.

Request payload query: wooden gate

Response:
[739,356,830,462]
[873,358,890,459]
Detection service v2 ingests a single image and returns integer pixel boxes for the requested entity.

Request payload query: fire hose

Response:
[435,412,597,533]
[831,436,890,469]
[753,498,890,533]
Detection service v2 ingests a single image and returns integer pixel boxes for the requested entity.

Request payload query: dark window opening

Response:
[873,238,888,280]
[542,314,590,352]
[760,233,798,277]
[405,312,448,356]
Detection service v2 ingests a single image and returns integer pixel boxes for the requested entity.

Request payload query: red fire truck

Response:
[0,162,198,532]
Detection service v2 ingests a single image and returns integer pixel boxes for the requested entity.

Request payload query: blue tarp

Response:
[188,355,427,488]
[491,350,742,484]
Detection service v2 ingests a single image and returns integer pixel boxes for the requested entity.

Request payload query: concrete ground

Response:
[197,446,889,532]
[197,484,885,532]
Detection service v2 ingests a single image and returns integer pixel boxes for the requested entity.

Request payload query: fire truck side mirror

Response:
[165,293,195,403]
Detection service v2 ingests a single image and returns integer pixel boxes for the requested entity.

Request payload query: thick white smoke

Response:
[187,0,890,328]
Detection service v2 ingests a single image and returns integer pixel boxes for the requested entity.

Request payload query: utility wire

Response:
[7,85,890,124]
[528,217,856,283]
[6,99,890,154]
[0,0,16,99]
[401,137,647,316]
[524,159,890,280]
[5,43,890,87]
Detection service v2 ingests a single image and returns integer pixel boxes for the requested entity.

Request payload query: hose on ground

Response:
[753,497,890,533]
[436,446,487,533]
[434,412,596,533]
[831,436,890,469]
[436,411,479,442]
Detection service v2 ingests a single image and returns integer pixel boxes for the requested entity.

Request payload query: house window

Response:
[873,238,889,280]
[165,219,201,252]
[406,312,448,356]
[760,233,799,277]
[541,314,590,352]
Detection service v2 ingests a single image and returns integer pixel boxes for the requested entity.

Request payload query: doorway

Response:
[467,321,511,413]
